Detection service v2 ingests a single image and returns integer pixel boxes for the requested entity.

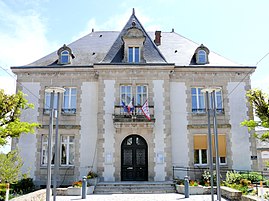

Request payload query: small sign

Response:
[251,156,257,160]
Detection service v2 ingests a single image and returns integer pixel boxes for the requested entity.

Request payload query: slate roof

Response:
[17,12,247,68]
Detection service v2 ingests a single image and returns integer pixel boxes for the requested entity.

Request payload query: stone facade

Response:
[11,11,257,187]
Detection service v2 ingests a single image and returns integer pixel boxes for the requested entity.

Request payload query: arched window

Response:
[197,50,207,64]
[60,50,70,64]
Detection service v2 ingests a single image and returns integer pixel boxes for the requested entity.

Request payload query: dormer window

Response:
[128,47,140,63]
[197,50,207,64]
[122,26,146,63]
[57,44,74,65]
[60,50,70,64]
[194,44,210,65]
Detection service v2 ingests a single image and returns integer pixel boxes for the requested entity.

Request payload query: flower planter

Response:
[87,178,99,186]
[67,187,82,196]
[66,186,95,196]
[175,184,216,195]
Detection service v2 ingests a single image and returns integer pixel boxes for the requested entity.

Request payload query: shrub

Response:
[86,171,98,179]
[225,171,242,184]
[11,177,34,195]
[240,172,262,183]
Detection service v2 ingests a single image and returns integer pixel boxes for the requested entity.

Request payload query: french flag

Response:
[127,97,135,113]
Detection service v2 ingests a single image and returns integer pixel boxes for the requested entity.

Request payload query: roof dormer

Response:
[194,44,210,65]
[122,23,146,63]
[57,44,75,65]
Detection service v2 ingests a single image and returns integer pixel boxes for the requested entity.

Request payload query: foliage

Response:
[0,149,23,183]
[175,179,184,185]
[241,89,269,141]
[202,170,218,185]
[225,171,242,184]
[72,180,82,187]
[86,171,98,179]
[0,90,39,146]
[189,180,199,186]
[11,177,34,195]
[240,172,262,183]
[225,183,253,195]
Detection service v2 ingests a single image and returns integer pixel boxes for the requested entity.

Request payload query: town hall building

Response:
[11,10,257,187]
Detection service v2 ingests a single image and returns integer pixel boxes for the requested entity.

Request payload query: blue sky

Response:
[1,0,269,93]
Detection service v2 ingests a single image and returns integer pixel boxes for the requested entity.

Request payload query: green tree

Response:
[241,89,269,141]
[0,90,39,146]
[0,149,23,183]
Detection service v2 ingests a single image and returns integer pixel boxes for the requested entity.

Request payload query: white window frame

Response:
[120,85,132,104]
[194,149,208,165]
[60,135,75,166]
[60,50,70,64]
[62,87,77,114]
[41,134,75,167]
[136,85,148,106]
[128,47,140,63]
[44,92,58,114]
[197,50,207,64]
[191,87,205,113]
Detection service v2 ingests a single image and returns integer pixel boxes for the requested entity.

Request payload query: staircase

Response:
[94,181,176,194]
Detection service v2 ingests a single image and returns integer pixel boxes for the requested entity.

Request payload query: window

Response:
[191,87,223,113]
[44,92,58,114]
[197,50,207,64]
[136,85,147,106]
[41,134,75,166]
[128,47,140,63]
[60,50,70,64]
[62,87,77,114]
[194,149,207,165]
[193,134,227,165]
[60,135,75,166]
[191,88,205,113]
[120,85,132,104]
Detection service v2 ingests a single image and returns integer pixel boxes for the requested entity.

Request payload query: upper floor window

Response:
[57,44,74,65]
[128,47,140,63]
[62,87,77,114]
[60,50,70,64]
[197,50,207,64]
[192,87,205,113]
[194,44,210,65]
[136,85,148,106]
[191,87,223,114]
[44,92,58,114]
[120,85,132,104]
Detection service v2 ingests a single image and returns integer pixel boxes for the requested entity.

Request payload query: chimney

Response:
[154,31,161,46]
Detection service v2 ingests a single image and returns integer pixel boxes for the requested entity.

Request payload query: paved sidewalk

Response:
[55,193,227,201]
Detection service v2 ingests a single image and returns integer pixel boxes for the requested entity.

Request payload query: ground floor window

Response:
[41,134,75,166]
[193,134,226,165]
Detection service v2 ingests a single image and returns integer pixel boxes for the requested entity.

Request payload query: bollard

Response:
[82,176,87,199]
[184,176,189,198]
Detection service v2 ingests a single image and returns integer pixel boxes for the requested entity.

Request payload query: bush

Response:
[11,178,35,195]
[86,171,98,179]
[240,172,262,183]
[225,171,242,184]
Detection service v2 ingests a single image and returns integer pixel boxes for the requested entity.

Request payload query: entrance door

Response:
[121,135,148,181]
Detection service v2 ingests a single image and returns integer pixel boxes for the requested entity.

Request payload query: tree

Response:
[0,90,39,146]
[0,149,23,183]
[241,89,269,141]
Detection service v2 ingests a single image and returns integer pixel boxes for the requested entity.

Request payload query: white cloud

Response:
[0,1,56,68]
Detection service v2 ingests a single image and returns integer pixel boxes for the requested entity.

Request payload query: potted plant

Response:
[67,180,82,196]
[86,171,99,186]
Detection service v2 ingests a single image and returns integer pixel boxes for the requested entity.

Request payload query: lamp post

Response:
[202,88,222,201]
[45,87,65,201]
[202,89,214,201]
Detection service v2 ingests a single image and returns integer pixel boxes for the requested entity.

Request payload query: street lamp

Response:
[45,87,65,201]
[202,87,221,201]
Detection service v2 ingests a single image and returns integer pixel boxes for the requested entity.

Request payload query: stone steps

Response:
[94,181,176,194]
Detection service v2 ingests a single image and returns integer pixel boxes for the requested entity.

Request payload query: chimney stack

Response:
[154,31,161,46]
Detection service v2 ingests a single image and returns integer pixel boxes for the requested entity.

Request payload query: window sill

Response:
[61,112,76,116]
[40,165,75,169]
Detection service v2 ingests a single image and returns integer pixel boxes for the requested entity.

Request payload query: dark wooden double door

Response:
[121,135,148,181]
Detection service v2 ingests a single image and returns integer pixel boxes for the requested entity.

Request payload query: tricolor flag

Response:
[127,97,135,113]
[121,101,129,113]
[141,99,151,121]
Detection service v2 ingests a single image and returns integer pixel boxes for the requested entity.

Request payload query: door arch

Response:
[121,135,148,181]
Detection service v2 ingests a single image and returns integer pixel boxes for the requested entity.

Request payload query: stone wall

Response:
[10,189,46,201]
